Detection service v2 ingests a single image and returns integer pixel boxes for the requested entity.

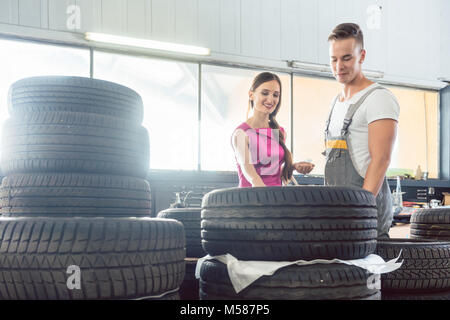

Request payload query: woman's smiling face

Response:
[249,79,280,116]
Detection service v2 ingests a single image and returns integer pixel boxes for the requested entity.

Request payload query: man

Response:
[323,23,399,238]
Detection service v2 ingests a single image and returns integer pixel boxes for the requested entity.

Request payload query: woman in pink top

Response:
[231,72,314,187]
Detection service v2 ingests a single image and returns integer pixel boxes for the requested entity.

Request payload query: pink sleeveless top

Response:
[232,122,285,187]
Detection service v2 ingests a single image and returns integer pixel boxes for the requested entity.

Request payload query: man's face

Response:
[329,38,365,84]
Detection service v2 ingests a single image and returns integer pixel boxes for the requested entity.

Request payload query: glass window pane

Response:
[387,86,439,179]
[0,38,90,147]
[94,51,198,170]
[201,65,291,172]
[293,76,340,175]
[293,75,439,178]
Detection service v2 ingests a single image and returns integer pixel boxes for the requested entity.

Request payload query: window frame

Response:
[0,35,445,180]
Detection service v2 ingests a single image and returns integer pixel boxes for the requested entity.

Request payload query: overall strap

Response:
[341,86,386,136]
[325,94,340,137]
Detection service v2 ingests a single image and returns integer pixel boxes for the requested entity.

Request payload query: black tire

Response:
[158,208,204,258]
[134,288,181,300]
[1,123,150,178]
[410,228,450,239]
[375,238,450,293]
[411,223,450,231]
[382,290,450,300]
[201,186,377,261]
[410,209,450,241]
[0,216,186,300]
[1,173,152,217]
[410,208,450,224]
[199,259,379,300]
[2,123,148,159]
[8,76,144,123]
[137,291,181,300]
[3,111,146,143]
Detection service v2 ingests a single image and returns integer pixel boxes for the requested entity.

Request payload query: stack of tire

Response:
[199,186,381,300]
[158,207,205,300]
[374,207,450,300]
[0,76,185,300]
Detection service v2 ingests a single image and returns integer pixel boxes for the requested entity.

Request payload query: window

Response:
[387,86,438,178]
[293,76,340,175]
[93,51,199,170]
[292,75,439,178]
[0,37,441,177]
[201,65,291,171]
[0,38,90,142]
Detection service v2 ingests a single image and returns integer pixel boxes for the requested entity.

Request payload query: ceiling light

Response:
[288,61,330,73]
[437,77,450,83]
[85,32,211,56]
[363,69,384,78]
[288,61,384,78]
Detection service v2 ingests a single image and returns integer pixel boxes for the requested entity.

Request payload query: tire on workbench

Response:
[8,76,144,124]
[201,186,378,261]
[410,228,450,241]
[411,208,450,224]
[410,208,450,241]
[375,238,450,293]
[157,208,204,258]
[198,259,380,300]
[1,173,152,217]
[0,216,186,300]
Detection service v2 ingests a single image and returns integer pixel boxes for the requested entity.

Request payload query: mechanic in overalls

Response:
[323,23,400,239]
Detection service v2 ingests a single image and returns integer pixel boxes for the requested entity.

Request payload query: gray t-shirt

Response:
[328,83,400,177]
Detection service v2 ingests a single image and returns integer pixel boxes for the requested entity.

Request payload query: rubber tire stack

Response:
[157,207,204,300]
[199,186,381,300]
[376,238,450,300]
[410,208,450,241]
[0,76,185,300]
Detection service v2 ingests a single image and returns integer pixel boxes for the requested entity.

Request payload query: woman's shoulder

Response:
[235,122,251,131]
[232,122,250,140]
[232,122,251,136]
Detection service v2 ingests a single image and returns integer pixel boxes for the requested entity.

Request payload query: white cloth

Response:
[195,252,403,293]
[328,83,400,177]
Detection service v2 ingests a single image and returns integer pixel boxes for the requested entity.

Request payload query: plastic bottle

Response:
[391,176,403,217]
[395,176,403,206]
[415,165,422,180]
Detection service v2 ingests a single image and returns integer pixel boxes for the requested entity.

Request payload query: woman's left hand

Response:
[294,162,315,174]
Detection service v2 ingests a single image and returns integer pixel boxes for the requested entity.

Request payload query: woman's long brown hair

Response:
[249,72,294,182]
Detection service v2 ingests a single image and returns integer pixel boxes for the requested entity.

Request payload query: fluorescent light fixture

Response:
[85,32,211,56]
[288,61,330,73]
[363,69,384,78]
[288,60,384,78]
[438,77,450,83]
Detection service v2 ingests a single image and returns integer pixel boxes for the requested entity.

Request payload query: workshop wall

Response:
[0,0,449,82]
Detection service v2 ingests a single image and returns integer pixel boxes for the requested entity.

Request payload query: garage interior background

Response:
[0,0,449,215]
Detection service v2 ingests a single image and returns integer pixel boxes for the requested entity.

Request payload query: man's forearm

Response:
[363,159,390,196]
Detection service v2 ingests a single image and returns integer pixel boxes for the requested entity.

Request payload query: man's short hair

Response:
[328,23,364,49]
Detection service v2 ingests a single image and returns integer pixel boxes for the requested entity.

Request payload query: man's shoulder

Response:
[368,84,398,102]
[360,84,400,112]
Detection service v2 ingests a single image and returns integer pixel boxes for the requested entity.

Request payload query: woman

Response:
[231,72,314,187]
